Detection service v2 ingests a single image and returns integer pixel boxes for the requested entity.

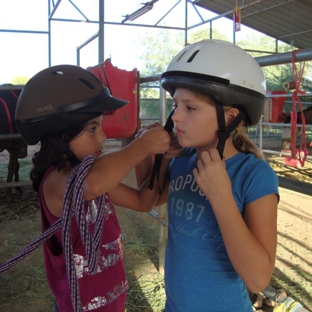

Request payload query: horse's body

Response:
[0,86,27,199]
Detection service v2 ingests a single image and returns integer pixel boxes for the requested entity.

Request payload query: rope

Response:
[290,50,307,166]
[0,155,105,312]
[62,156,105,311]
[0,213,64,274]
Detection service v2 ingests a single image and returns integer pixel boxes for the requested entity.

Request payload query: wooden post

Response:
[158,204,167,275]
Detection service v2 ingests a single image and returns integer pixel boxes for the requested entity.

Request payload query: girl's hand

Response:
[138,124,170,155]
[193,149,231,204]
[163,133,183,160]
[137,124,182,160]
[135,122,162,139]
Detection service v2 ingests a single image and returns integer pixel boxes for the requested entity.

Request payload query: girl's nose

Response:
[100,129,107,143]
[171,107,181,123]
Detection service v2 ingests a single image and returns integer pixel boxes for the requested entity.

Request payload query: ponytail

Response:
[232,124,265,160]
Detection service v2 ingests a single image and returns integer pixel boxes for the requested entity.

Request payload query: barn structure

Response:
[0,1,312,70]
[1,0,312,185]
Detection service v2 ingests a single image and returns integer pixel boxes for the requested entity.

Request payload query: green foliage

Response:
[188,28,229,43]
[138,29,184,100]
[139,29,184,78]
[139,27,230,79]
[138,27,230,102]
[138,27,312,120]
[11,75,29,85]
[237,33,312,92]
[140,98,173,126]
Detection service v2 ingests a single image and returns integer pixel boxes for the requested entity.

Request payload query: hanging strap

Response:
[290,50,307,166]
[148,109,175,193]
[0,89,22,151]
[0,96,14,151]
[215,102,246,159]
[215,103,231,159]
[87,62,113,98]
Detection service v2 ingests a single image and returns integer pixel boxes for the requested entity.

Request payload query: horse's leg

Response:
[13,156,23,193]
[7,155,22,200]
[6,154,14,200]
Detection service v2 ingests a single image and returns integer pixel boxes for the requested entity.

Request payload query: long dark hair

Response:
[30,121,87,192]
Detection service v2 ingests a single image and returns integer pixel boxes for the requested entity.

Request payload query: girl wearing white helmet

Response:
[13,65,171,312]
[137,40,279,311]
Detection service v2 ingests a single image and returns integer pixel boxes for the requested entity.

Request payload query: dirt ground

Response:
[0,141,311,311]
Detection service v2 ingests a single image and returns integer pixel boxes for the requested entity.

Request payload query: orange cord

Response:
[290,50,308,166]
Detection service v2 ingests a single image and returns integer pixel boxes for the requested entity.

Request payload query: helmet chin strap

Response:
[148,109,175,194]
[148,102,246,193]
[215,101,246,159]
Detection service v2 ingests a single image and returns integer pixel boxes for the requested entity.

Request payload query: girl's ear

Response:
[225,107,240,126]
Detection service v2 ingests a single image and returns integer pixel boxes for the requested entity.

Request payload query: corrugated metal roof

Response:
[194,0,312,50]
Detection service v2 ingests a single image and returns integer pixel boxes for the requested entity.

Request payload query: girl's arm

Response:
[109,130,181,212]
[83,125,170,201]
[212,193,277,294]
[194,149,278,293]
[108,156,172,212]
[135,154,153,188]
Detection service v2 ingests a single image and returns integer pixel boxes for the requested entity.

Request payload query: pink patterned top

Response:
[39,167,128,311]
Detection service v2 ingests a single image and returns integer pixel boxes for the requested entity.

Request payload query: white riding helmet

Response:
[161,39,266,126]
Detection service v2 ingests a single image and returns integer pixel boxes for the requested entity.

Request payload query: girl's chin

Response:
[177,139,192,148]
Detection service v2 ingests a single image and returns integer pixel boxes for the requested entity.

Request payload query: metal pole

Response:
[159,78,168,275]
[48,0,52,67]
[76,32,99,65]
[259,116,263,150]
[99,0,105,63]
[256,48,312,66]
[159,78,167,126]
[184,0,188,45]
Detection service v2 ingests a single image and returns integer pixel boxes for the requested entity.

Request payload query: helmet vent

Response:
[176,50,187,62]
[79,78,95,89]
[52,70,64,75]
[187,50,199,63]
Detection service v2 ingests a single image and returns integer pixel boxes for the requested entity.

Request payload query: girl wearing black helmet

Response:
[137,40,279,311]
[14,65,170,312]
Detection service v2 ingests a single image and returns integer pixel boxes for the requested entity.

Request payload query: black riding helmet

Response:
[15,64,128,145]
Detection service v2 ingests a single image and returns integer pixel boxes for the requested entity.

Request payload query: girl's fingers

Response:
[209,148,221,160]
[196,159,204,171]
[193,167,199,178]
[200,149,221,165]
[199,151,211,166]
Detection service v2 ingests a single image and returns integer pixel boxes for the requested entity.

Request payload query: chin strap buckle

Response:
[217,128,231,142]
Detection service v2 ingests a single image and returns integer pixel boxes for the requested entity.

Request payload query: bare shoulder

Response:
[43,167,71,218]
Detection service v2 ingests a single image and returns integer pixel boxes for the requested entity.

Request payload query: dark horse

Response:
[0,85,27,200]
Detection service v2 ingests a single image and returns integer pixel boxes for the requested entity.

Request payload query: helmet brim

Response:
[161,73,265,126]
[58,88,128,114]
